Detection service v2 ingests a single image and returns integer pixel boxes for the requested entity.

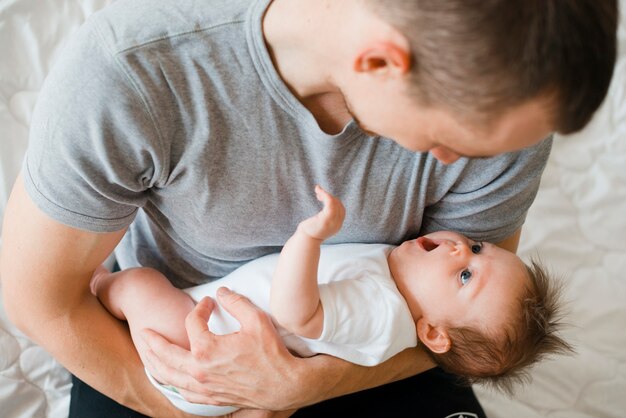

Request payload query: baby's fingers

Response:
[314,184,331,204]
[315,185,345,227]
[315,185,342,212]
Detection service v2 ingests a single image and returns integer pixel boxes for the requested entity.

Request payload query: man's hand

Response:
[140,288,309,411]
[297,185,345,241]
[229,409,297,418]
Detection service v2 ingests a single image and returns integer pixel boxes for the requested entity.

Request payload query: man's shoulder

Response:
[89,0,252,54]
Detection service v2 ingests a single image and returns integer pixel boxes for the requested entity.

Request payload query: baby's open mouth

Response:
[416,237,439,251]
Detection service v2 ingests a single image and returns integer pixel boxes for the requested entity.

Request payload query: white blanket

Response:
[1,1,625,417]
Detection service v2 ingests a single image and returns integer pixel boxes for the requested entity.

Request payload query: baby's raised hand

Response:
[298,185,345,241]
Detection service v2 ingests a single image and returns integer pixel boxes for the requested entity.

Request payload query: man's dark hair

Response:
[365,0,619,134]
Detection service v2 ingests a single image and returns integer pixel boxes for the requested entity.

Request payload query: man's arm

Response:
[0,175,192,418]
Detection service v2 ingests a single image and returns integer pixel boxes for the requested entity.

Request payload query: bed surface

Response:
[1,1,625,417]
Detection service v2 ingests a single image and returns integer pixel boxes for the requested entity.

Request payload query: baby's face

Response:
[388,231,529,333]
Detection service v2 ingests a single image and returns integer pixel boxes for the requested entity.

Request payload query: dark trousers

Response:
[70,368,486,418]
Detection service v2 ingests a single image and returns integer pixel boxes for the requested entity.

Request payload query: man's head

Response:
[343,0,618,162]
[388,231,572,392]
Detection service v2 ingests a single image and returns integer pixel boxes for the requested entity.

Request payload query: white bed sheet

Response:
[0,1,625,417]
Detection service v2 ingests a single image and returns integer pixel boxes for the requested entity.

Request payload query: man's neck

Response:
[262,0,354,134]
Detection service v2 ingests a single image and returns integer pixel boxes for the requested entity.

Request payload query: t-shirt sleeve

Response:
[420,137,553,243]
[23,16,166,232]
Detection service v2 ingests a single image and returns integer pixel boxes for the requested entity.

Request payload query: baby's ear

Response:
[416,318,451,354]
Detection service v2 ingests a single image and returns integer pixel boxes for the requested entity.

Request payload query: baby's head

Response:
[388,231,572,393]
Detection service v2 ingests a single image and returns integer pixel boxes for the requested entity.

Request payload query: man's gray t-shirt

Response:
[23,0,552,288]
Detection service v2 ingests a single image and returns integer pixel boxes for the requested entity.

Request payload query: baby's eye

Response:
[460,270,472,285]
[471,243,483,254]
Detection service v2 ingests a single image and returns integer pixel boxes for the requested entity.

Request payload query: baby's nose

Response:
[451,241,471,256]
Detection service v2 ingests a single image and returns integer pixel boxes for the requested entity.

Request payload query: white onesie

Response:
[148,243,417,416]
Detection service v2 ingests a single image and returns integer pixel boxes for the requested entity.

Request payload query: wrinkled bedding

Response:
[1,1,625,417]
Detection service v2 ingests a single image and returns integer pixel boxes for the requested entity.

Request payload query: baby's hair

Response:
[425,257,573,394]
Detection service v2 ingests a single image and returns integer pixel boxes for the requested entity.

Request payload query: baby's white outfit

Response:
[148,243,416,416]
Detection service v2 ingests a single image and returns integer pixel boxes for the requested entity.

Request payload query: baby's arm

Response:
[90,266,196,365]
[270,185,345,339]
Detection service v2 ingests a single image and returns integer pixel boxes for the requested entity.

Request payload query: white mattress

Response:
[1,1,625,417]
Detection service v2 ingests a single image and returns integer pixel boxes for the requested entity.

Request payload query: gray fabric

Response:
[23,0,552,288]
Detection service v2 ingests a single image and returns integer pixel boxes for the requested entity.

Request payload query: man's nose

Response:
[429,146,461,164]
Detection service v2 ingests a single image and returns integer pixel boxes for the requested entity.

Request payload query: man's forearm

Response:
[293,346,435,408]
[0,176,186,417]
[20,291,188,418]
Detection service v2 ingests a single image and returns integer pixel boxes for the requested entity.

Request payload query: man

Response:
[0,0,617,417]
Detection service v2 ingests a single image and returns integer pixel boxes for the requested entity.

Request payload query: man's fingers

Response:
[141,328,195,381]
[185,297,216,355]
[142,328,189,359]
[216,287,268,331]
[141,329,224,402]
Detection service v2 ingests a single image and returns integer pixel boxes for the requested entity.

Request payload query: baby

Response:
[92,186,571,416]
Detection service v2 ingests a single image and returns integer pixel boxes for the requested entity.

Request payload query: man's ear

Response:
[416,318,451,354]
[353,42,410,77]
